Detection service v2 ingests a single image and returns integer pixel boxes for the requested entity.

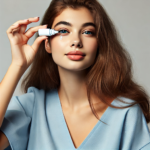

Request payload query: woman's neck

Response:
[57,66,105,112]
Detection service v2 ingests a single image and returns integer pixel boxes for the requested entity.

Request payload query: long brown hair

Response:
[21,0,150,123]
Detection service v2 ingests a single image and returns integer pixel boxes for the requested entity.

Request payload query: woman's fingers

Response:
[19,17,40,34]
[6,17,48,47]
[12,17,39,26]
[31,36,48,53]
[24,24,48,39]
[19,24,28,34]
[6,17,39,35]
[7,20,29,35]
[6,24,19,35]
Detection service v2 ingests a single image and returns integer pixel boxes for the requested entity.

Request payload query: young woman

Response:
[0,0,150,150]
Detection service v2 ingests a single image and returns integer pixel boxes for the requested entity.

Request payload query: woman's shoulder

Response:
[115,97,150,149]
[7,86,47,118]
[113,96,137,106]
[113,96,142,112]
[18,86,46,101]
[113,96,148,128]
[26,86,45,94]
[13,87,57,114]
[112,96,145,122]
[26,86,56,95]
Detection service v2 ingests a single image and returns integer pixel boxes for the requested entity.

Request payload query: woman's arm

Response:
[0,17,48,149]
[0,64,25,128]
[0,130,10,150]
[0,64,25,150]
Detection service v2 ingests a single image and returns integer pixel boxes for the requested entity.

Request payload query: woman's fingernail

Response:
[35,17,39,19]
[43,24,48,26]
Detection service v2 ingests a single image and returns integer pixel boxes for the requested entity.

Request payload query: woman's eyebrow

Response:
[54,21,96,28]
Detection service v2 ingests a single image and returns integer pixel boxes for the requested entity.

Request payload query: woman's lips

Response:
[66,54,85,60]
[65,51,85,60]
[66,51,85,55]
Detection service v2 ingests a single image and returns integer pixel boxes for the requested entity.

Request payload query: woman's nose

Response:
[71,41,83,48]
[70,34,83,48]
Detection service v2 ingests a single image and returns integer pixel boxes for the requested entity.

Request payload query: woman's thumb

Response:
[31,36,48,53]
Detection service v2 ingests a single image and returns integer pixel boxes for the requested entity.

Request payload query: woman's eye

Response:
[58,29,95,35]
[58,30,69,34]
[83,31,94,35]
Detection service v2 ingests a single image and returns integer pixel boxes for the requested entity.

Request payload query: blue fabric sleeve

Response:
[140,142,150,150]
[0,87,35,150]
[119,104,150,150]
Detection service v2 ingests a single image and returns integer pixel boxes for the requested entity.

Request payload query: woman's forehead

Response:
[51,7,95,28]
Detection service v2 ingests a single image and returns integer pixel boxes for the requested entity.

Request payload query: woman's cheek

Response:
[85,39,98,53]
[51,35,69,49]
[50,40,65,64]
[51,50,62,65]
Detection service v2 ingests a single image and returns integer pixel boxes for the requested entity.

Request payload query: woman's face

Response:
[46,7,98,71]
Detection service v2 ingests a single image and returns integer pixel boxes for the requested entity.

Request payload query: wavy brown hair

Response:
[21,0,150,123]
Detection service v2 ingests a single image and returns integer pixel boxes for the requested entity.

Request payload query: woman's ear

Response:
[45,38,51,54]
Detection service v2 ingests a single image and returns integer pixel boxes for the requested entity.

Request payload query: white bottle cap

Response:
[38,29,59,36]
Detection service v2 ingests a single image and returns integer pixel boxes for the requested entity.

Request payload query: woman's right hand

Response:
[6,17,48,69]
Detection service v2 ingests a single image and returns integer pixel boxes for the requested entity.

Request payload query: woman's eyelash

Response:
[83,31,95,35]
[58,30,69,34]
[58,29,94,35]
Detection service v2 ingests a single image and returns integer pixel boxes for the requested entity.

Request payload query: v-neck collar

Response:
[55,88,117,150]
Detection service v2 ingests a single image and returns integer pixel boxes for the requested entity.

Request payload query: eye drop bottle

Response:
[38,28,59,36]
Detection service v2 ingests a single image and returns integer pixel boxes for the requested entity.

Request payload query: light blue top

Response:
[1,86,150,150]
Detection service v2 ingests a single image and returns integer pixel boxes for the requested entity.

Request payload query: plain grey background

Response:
[0,0,150,128]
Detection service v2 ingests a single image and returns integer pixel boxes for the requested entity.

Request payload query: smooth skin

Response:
[45,7,99,109]
[45,7,114,148]
[0,17,48,149]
